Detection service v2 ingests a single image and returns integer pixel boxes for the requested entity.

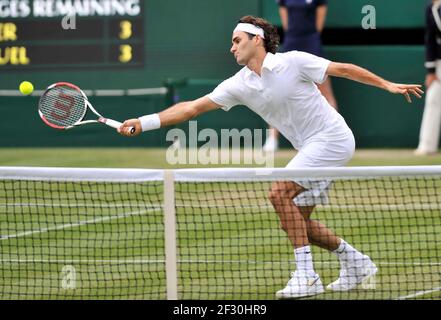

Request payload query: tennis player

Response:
[118,16,423,298]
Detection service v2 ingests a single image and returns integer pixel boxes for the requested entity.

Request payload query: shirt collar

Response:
[244,52,283,79]
[262,52,281,71]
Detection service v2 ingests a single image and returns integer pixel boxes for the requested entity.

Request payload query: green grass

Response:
[0,148,441,168]
[0,148,440,299]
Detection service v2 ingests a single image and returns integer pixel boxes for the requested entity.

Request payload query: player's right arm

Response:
[118,96,220,136]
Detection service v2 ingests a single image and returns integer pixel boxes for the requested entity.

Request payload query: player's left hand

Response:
[386,83,424,103]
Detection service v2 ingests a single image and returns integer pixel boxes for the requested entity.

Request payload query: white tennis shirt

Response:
[207,51,353,150]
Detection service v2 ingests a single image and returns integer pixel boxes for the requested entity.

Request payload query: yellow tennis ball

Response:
[19,81,34,95]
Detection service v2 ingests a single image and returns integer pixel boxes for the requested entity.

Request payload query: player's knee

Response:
[268,188,290,207]
[268,183,295,206]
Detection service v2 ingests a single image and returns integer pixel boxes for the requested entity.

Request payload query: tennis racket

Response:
[38,82,135,134]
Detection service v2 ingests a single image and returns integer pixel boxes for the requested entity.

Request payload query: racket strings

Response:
[39,86,87,127]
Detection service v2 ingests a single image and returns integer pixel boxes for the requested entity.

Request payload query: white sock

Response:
[333,239,365,265]
[294,245,315,276]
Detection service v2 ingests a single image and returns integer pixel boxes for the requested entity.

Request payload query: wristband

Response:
[138,114,161,132]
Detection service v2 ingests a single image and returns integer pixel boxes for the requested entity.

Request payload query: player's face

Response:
[230,32,256,65]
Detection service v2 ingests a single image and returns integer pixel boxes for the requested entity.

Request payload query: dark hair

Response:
[238,15,280,54]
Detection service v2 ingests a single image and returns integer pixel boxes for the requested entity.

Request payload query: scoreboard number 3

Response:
[119,44,132,63]
[119,20,132,40]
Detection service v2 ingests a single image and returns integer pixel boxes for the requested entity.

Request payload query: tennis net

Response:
[1,166,440,300]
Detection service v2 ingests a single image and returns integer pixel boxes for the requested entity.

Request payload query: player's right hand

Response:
[118,118,142,136]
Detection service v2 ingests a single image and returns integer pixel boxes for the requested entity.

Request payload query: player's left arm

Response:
[326,62,424,103]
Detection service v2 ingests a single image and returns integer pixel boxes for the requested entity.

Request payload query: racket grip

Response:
[100,118,135,134]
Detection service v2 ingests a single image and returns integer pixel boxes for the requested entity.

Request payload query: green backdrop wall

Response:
[0,0,428,148]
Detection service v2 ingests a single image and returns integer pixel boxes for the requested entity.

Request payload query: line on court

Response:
[0,208,159,241]
[395,286,441,300]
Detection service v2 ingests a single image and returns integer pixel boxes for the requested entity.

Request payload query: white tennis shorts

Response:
[286,132,355,206]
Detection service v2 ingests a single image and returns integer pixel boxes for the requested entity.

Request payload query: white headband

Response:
[233,23,265,39]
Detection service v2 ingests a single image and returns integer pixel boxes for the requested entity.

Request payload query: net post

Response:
[164,169,178,300]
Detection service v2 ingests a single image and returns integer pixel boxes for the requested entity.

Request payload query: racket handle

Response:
[99,118,135,134]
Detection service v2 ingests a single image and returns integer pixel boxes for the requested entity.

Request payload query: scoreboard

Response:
[0,0,144,70]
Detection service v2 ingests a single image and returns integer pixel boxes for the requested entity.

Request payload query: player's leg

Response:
[298,205,340,251]
[415,80,441,155]
[298,203,377,292]
[269,181,309,248]
[269,181,324,299]
[317,78,338,111]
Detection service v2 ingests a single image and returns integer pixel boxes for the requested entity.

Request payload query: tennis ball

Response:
[19,81,34,95]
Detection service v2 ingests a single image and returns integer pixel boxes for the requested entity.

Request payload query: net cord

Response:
[173,166,441,181]
[2,166,439,182]
[0,166,164,182]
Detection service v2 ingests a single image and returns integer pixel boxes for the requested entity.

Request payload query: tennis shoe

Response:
[327,255,378,292]
[276,271,324,299]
